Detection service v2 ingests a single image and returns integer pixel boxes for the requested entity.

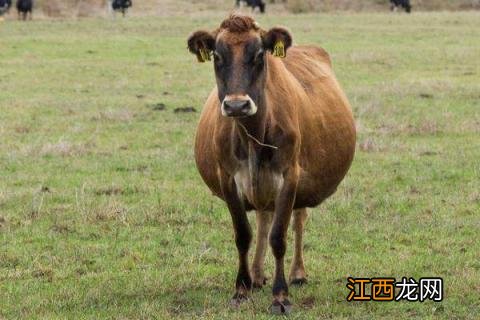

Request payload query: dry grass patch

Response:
[91,109,135,122]
[14,126,31,134]
[39,140,95,157]
[95,203,127,222]
[349,51,395,67]
[406,120,442,135]
[0,216,6,228]
[358,137,383,152]
[36,0,108,18]
[32,267,54,282]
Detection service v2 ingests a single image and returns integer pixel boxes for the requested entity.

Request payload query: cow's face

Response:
[188,16,292,118]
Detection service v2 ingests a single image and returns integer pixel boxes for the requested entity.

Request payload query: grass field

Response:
[0,11,479,319]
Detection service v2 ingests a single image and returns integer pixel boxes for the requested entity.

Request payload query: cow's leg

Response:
[251,210,272,289]
[289,208,308,285]
[269,167,299,314]
[221,176,253,306]
[259,2,266,13]
[229,200,252,305]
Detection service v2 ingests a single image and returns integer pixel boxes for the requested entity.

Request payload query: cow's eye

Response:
[213,51,223,66]
[253,50,264,65]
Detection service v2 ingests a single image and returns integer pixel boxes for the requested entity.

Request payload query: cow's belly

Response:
[234,162,283,211]
[233,164,340,211]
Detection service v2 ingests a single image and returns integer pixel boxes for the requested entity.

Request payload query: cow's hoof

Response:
[270,299,292,315]
[230,293,249,308]
[252,277,268,290]
[290,277,308,286]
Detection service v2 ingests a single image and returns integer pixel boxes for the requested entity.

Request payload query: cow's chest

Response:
[233,160,283,210]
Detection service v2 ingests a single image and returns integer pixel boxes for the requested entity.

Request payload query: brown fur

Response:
[219,14,260,33]
[190,14,355,313]
[195,48,355,210]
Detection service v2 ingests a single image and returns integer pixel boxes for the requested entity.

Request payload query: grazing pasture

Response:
[0,11,479,319]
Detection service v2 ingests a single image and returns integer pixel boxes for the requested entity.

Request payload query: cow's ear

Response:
[187,30,216,63]
[262,27,292,58]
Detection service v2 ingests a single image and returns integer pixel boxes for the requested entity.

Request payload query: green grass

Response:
[0,11,479,319]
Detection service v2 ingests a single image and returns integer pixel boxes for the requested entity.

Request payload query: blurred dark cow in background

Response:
[390,0,411,13]
[16,0,32,20]
[236,0,266,13]
[0,0,12,16]
[112,0,132,17]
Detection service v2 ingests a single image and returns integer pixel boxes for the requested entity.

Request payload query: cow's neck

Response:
[234,94,268,155]
[233,94,269,203]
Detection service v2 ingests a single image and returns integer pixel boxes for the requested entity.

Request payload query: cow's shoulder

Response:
[277,45,333,96]
[286,45,331,67]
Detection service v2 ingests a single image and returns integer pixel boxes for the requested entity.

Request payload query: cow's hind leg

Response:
[289,208,308,285]
[251,211,272,289]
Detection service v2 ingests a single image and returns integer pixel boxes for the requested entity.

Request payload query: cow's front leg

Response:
[269,166,299,314]
[221,175,253,306]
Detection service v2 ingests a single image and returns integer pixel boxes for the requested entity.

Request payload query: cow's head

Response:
[188,14,292,118]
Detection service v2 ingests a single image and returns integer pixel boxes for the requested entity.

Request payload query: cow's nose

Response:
[223,99,251,117]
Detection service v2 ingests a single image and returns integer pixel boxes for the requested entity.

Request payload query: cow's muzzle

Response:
[221,95,257,118]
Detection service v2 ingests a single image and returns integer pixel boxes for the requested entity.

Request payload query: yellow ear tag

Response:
[198,48,211,63]
[273,41,286,58]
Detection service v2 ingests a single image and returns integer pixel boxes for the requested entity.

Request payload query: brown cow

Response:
[187,14,355,314]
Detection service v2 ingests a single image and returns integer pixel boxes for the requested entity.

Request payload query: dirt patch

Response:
[94,186,124,196]
[32,268,54,282]
[51,223,74,234]
[174,107,196,113]
[147,103,166,111]
[94,185,142,196]
[419,150,438,156]
[14,126,30,134]
[299,296,315,309]
[419,93,434,99]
